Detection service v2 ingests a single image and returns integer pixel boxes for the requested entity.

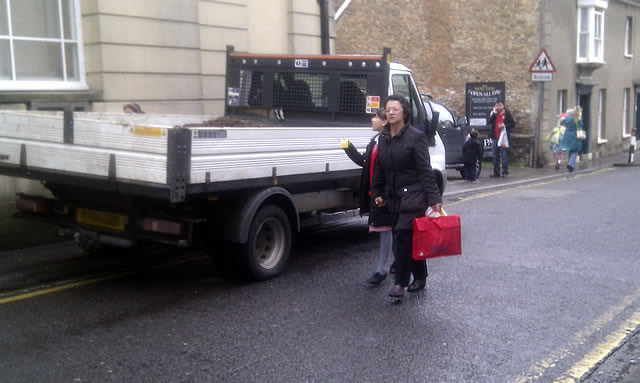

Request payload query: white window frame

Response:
[597,89,607,143]
[557,90,568,117]
[625,17,633,58]
[0,0,87,91]
[576,2,607,64]
[623,88,631,137]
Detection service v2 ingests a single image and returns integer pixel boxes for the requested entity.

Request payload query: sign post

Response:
[530,49,555,167]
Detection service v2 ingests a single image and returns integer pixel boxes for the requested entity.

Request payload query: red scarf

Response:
[368,143,378,195]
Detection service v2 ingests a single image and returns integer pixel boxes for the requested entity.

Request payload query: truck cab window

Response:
[391,74,425,127]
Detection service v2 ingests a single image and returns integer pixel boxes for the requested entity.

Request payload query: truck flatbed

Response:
[0,111,375,203]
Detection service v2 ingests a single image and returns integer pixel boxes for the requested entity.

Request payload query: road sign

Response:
[530,49,555,73]
[532,73,553,82]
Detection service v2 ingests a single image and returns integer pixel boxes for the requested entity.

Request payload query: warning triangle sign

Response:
[529,49,555,73]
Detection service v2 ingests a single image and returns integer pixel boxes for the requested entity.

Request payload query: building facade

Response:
[0,0,335,115]
[0,0,335,200]
[336,0,640,166]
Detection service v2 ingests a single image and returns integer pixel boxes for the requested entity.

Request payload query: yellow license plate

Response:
[76,208,125,231]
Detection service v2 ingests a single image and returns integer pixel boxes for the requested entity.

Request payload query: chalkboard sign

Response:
[465,82,505,133]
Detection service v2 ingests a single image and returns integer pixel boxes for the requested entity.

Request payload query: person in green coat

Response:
[561,106,583,172]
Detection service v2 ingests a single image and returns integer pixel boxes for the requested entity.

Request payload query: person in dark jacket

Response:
[371,95,443,299]
[342,109,394,285]
[462,129,483,182]
[487,102,515,177]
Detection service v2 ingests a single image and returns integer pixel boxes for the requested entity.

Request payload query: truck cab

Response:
[388,63,446,193]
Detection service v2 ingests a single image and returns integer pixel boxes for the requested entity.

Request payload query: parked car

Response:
[422,97,485,178]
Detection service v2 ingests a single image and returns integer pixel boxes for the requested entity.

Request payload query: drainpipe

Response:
[318,0,330,54]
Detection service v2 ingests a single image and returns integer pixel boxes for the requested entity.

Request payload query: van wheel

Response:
[458,159,482,179]
[238,205,291,280]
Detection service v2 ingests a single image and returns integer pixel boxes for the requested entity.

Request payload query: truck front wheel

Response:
[239,205,291,280]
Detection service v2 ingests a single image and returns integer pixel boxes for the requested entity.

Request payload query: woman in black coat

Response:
[371,95,442,299]
[343,109,394,285]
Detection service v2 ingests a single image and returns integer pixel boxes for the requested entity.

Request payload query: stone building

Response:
[0,0,335,115]
[0,0,335,200]
[336,0,640,166]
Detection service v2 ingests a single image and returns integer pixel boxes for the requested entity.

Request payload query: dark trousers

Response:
[393,229,427,287]
[463,161,476,181]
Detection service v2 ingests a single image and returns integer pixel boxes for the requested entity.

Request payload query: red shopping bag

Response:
[412,213,461,260]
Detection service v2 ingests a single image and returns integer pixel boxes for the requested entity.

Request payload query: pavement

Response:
[444,151,637,199]
[1,150,639,382]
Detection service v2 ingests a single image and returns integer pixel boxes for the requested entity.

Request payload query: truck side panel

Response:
[189,126,374,183]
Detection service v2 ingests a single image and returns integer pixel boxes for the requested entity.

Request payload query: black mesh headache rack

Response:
[224,46,391,123]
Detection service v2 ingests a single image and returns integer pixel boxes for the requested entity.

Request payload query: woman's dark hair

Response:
[375,108,386,120]
[123,103,144,114]
[383,94,411,124]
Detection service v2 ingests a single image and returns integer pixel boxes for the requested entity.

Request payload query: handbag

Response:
[412,209,462,260]
[497,128,509,148]
[397,185,426,213]
[576,129,587,140]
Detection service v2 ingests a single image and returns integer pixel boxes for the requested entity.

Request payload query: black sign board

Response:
[465,82,505,133]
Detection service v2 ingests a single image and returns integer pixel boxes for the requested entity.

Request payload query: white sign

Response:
[294,59,309,68]
[532,73,553,82]
[469,118,487,126]
[530,49,555,73]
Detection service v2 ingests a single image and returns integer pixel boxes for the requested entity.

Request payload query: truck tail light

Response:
[16,196,51,214]
[142,218,184,235]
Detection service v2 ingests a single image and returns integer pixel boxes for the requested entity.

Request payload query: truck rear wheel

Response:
[238,205,291,280]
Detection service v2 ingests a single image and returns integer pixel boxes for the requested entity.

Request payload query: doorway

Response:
[577,85,593,154]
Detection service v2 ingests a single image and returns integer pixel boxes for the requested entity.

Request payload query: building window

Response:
[557,90,568,117]
[623,88,631,136]
[625,17,633,57]
[598,89,607,142]
[577,1,607,63]
[0,0,86,91]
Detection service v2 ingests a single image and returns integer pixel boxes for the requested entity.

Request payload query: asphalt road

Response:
[1,166,640,382]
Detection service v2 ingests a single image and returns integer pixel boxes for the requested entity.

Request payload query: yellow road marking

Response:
[554,310,640,382]
[0,255,207,305]
[515,288,640,382]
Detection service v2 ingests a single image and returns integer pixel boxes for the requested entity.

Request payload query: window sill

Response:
[597,138,608,144]
[0,81,89,92]
[576,59,606,64]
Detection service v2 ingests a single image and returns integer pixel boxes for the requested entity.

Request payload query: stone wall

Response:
[336,0,542,162]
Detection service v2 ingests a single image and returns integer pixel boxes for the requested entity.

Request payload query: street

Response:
[1,166,640,382]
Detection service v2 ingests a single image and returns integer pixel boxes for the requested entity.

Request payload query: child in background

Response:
[462,129,483,182]
[547,112,568,169]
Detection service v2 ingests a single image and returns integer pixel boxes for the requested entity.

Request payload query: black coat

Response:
[343,135,393,227]
[462,138,483,163]
[487,109,516,140]
[371,124,442,231]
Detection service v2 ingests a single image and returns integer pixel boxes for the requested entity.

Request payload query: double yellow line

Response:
[0,254,207,305]
[516,289,640,383]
